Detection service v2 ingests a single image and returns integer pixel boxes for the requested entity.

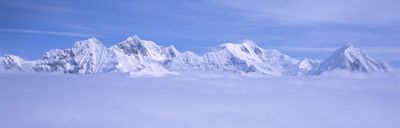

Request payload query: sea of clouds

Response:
[1,71,399,128]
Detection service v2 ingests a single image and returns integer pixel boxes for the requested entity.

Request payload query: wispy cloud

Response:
[0,28,99,37]
[5,1,72,13]
[207,0,400,26]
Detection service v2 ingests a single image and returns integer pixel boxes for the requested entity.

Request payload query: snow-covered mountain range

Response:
[0,35,388,76]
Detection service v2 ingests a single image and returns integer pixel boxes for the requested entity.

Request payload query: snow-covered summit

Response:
[0,36,390,76]
[73,37,104,49]
[313,44,387,74]
[0,54,32,72]
[33,38,117,74]
[284,58,320,76]
[72,38,117,74]
[113,35,151,56]
[203,40,298,75]
[218,40,265,63]
[110,36,179,76]
[112,36,177,58]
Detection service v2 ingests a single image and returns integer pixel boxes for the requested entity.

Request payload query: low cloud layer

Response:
[1,72,399,128]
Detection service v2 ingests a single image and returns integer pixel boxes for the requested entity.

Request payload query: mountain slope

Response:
[0,36,390,76]
[201,40,297,75]
[284,58,320,76]
[33,49,77,73]
[33,38,118,74]
[0,54,32,72]
[312,45,387,75]
[72,38,118,74]
[110,36,178,76]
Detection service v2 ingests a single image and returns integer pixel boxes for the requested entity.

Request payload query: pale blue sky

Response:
[0,0,399,67]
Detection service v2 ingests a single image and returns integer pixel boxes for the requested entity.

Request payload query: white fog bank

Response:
[1,72,400,128]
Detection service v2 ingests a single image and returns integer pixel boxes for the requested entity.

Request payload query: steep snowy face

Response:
[315,45,387,74]
[112,35,171,61]
[0,54,31,72]
[298,59,320,70]
[0,35,391,76]
[203,45,256,74]
[203,40,297,75]
[71,38,117,74]
[34,38,118,74]
[163,51,203,71]
[33,49,77,73]
[111,36,177,76]
[164,45,180,58]
[219,41,264,63]
[157,45,203,71]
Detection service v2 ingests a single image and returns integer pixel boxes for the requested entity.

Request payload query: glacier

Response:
[0,35,388,76]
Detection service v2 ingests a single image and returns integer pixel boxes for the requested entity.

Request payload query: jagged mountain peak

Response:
[1,54,26,66]
[342,44,354,49]
[73,37,116,74]
[219,40,258,49]
[120,35,156,47]
[284,58,320,76]
[330,44,366,62]
[218,41,294,65]
[298,58,320,70]
[218,40,265,57]
[203,40,297,75]
[315,44,387,74]
[164,45,180,58]
[126,35,141,41]
[43,49,70,59]
[73,37,104,49]
[165,45,178,52]
[2,54,23,59]
[72,38,107,57]
[120,35,145,45]
[242,40,258,48]
[1,54,32,72]
[0,36,390,76]
[33,38,117,74]
[113,35,165,57]
[335,44,358,54]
